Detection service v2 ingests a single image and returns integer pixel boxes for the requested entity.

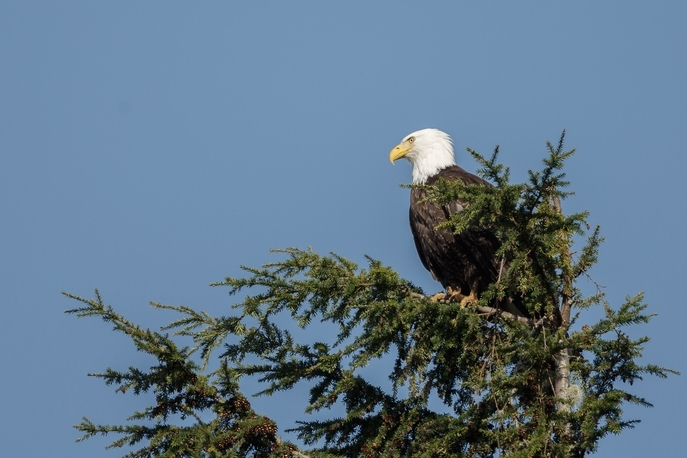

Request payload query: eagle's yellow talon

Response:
[431,287,478,306]
[430,292,448,302]
[459,291,479,308]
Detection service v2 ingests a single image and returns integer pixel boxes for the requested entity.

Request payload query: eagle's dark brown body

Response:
[409,166,501,299]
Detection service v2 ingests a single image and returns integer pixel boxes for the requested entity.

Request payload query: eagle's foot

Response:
[446,286,466,305]
[431,287,476,305]
[430,292,448,302]
[459,290,479,308]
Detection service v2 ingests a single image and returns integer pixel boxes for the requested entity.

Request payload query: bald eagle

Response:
[390,128,519,314]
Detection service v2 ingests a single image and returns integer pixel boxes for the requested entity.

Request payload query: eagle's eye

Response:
[407,136,415,144]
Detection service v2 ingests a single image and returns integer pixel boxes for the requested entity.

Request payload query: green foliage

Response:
[65,291,294,457]
[65,132,677,457]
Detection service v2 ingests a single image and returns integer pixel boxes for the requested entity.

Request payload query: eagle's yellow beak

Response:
[389,142,412,164]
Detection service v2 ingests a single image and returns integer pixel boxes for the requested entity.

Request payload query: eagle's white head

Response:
[389,128,456,184]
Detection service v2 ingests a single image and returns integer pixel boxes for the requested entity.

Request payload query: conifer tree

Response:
[65,132,677,457]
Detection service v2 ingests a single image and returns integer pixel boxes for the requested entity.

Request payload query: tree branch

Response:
[407,290,543,326]
[475,305,544,327]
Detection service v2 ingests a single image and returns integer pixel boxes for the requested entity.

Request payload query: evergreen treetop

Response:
[65,132,677,457]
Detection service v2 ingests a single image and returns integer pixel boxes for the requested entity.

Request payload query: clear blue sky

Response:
[1,2,685,456]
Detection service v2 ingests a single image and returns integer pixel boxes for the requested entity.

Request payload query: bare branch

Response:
[475,305,544,327]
